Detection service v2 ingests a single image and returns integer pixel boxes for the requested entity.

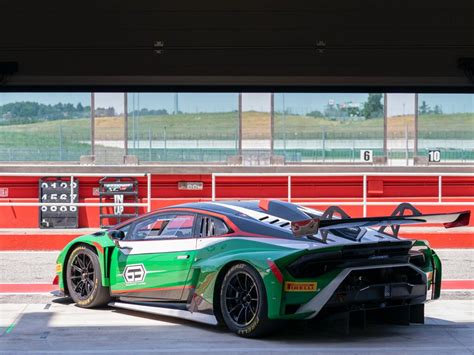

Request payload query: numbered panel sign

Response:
[360,150,373,163]
[39,178,79,228]
[99,178,139,228]
[428,149,441,163]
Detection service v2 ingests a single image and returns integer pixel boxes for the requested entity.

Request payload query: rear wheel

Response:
[220,263,279,337]
[66,245,110,308]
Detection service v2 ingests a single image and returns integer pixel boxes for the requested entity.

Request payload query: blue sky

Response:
[0,92,472,116]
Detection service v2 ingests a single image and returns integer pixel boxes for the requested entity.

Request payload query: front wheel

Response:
[219,263,279,337]
[66,245,110,308]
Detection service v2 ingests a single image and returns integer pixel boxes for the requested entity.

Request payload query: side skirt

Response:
[108,301,218,326]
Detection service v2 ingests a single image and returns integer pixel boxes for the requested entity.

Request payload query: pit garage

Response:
[0,1,473,354]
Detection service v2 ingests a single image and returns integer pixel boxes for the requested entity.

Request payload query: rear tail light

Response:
[266,259,283,283]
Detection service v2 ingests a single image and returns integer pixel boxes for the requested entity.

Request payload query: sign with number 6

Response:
[360,150,373,163]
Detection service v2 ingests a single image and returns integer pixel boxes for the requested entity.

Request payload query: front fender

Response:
[56,232,115,292]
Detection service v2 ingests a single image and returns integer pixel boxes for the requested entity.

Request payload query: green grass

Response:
[0,112,472,162]
[418,113,474,139]
[274,113,474,140]
[274,115,384,139]
[127,112,239,140]
[0,117,91,160]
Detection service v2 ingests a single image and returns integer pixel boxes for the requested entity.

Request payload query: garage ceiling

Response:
[0,0,473,90]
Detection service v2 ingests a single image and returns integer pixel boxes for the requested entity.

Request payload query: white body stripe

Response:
[120,238,197,255]
[213,202,275,220]
[119,235,356,255]
[213,202,292,228]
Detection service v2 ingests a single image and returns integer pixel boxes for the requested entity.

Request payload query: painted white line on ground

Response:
[1,350,467,354]
[0,251,60,253]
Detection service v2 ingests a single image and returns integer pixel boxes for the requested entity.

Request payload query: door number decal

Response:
[123,264,147,284]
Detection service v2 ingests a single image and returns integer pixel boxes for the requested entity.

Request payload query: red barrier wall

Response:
[0,175,473,228]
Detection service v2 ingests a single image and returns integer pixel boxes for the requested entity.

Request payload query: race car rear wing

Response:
[291,203,470,241]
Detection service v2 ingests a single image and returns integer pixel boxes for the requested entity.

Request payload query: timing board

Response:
[39,177,79,228]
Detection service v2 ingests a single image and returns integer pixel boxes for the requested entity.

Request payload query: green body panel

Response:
[56,232,442,320]
[412,239,442,298]
[192,238,295,319]
[109,247,197,299]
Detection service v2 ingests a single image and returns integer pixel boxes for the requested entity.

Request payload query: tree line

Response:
[306,96,446,120]
[0,101,171,124]
[0,102,91,123]
[419,101,443,115]
[307,94,384,119]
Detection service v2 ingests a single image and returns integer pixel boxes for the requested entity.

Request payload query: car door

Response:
[109,212,198,301]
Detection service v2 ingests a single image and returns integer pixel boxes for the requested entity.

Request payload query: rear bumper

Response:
[296,263,427,319]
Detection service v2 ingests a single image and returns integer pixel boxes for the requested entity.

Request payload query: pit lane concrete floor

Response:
[1,300,473,354]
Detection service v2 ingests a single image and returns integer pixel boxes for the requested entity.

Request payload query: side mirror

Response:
[107,230,132,250]
[108,230,125,240]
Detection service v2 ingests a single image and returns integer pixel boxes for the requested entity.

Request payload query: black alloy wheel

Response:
[224,271,259,326]
[69,251,95,300]
[220,263,280,337]
[66,245,110,308]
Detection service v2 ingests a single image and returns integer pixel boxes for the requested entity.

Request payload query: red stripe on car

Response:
[111,285,195,294]
[92,242,104,254]
[259,199,271,211]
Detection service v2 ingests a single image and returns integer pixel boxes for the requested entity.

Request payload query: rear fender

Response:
[192,250,290,320]
[412,240,441,297]
[431,250,442,299]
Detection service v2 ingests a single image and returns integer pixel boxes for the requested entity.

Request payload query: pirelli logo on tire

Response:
[284,281,317,292]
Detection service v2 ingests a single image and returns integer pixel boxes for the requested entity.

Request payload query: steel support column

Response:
[91,93,95,156]
[124,93,128,156]
[270,93,275,156]
[238,93,242,156]
[383,93,388,158]
[414,93,419,157]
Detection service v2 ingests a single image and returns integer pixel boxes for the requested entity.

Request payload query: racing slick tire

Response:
[220,263,279,337]
[66,244,110,308]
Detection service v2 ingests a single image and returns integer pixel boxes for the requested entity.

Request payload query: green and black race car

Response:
[54,200,470,337]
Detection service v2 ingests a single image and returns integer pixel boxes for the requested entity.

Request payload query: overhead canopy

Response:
[0,0,473,91]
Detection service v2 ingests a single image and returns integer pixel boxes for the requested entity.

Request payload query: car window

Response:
[159,215,195,238]
[199,216,229,237]
[127,214,196,240]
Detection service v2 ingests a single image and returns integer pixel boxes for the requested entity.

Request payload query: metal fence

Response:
[211,172,474,217]
[0,173,152,212]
